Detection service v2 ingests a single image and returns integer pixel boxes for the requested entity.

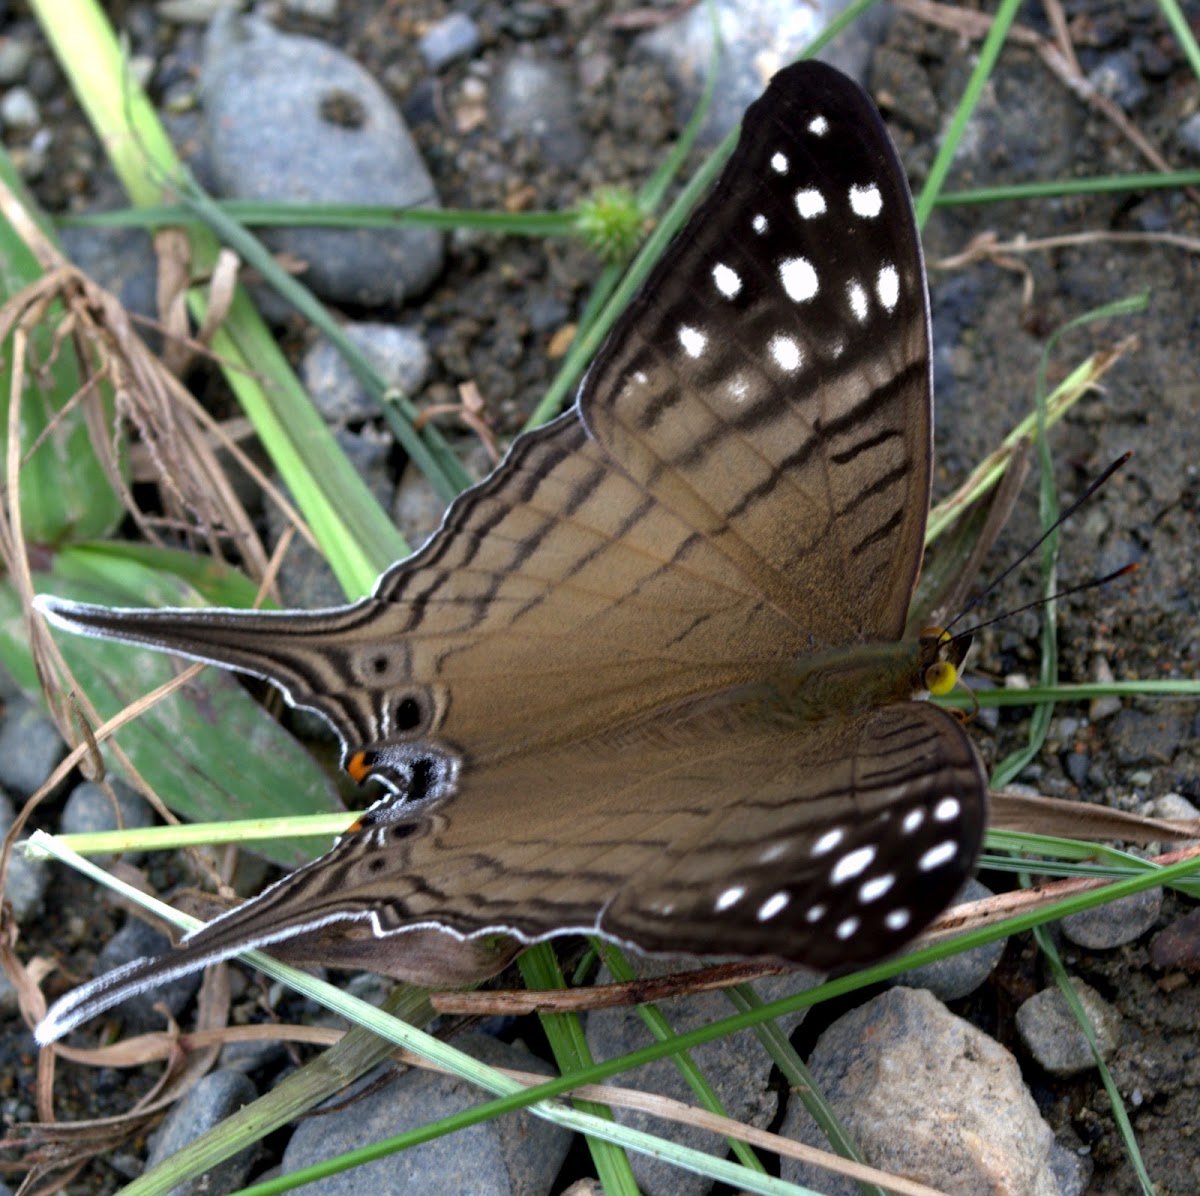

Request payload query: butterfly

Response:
[35,60,986,1046]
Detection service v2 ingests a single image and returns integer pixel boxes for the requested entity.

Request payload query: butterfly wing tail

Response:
[35,932,246,1046]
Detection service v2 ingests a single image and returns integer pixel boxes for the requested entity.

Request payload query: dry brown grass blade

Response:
[0,174,295,581]
[991,790,1200,842]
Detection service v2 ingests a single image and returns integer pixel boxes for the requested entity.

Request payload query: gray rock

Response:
[637,0,884,144]
[490,56,587,168]
[0,698,65,799]
[96,919,201,1035]
[780,987,1060,1196]
[1147,791,1200,824]
[282,0,339,18]
[0,789,49,924]
[0,36,34,85]
[892,878,1006,1000]
[1049,1139,1094,1196]
[301,323,431,423]
[418,13,481,72]
[1179,111,1200,159]
[1016,978,1121,1077]
[1087,52,1148,112]
[586,960,820,1196]
[391,463,447,553]
[202,13,443,307]
[60,778,157,867]
[0,948,18,1016]
[1108,708,1187,767]
[60,179,160,337]
[1061,887,1163,949]
[0,85,39,129]
[146,1070,259,1196]
[281,1034,571,1195]
[268,424,394,608]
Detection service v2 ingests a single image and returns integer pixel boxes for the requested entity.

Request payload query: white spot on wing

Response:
[678,325,707,358]
[715,885,745,911]
[759,842,787,864]
[808,114,829,136]
[758,891,790,921]
[836,916,860,940]
[934,797,961,822]
[886,908,911,931]
[831,845,876,885]
[902,809,924,834]
[919,841,958,872]
[847,280,869,322]
[859,874,895,903]
[769,335,802,373]
[805,904,826,923]
[712,262,741,298]
[876,264,900,311]
[752,214,767,234]
[728,376,749,402]
[812,828,844,857]
[779,256,819,302]
[850,183,883,218]
[771,151,789,173]
[794,188,826,219]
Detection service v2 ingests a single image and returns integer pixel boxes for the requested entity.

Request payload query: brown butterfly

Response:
[36,60,986,1045]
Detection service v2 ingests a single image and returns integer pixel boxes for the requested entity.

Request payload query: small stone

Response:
[588,961,819,1196]
[391,463,447,552]
[282,0,339,18]
[0,700,64,799]
[418,13,481,72]
[202,13,443,307]
[490,56,587,168]
[780,987,1059,1195]
[1061,887,1162,949]
[60,778,157,867]
[0,37,34,85]
[0,85,39,128]
[1148,792,1200,824]
[1087,52,1148,111]
[281,1035,571,1195]
[146,1071,259,1193]
[892,878,1006,1000]
[301,323,430,424]
[1149,907,1200,972]
[1108,709,1186,767]
[1016,978,1121,1076]
[1178,112,1200,159]
[0,790,48,924]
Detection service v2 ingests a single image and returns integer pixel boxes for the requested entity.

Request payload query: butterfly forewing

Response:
[35,61,987,1046]
[582,61,932,644]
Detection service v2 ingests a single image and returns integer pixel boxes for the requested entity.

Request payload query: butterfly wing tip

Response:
[33,593,102,631]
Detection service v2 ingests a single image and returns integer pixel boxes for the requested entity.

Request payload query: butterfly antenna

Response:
[951,562,1138,642]
[942,451,1133,638]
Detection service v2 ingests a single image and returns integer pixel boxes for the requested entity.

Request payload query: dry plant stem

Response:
[937,229,1200,270]
[431,961,791,1015]
[898,0,1200,207]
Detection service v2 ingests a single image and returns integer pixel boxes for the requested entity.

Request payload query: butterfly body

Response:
[35,60,987,1046]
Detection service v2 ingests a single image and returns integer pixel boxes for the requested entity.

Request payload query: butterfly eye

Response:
[924,660,958,696]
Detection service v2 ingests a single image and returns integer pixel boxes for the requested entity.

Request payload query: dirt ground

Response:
[3,1,1197,1193]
